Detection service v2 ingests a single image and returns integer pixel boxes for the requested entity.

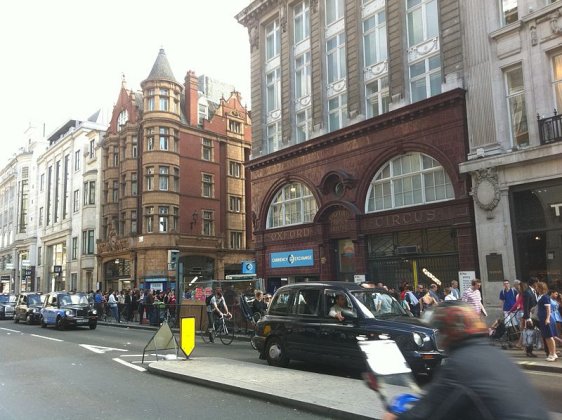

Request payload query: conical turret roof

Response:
[145,48,177,83]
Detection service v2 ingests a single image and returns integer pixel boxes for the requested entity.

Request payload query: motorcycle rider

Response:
[383,301,549,420]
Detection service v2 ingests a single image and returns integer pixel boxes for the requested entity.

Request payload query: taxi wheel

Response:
[56,317,65,330]
[40,316,47,328]
[26,315,32,324]
[89,323,97,330]
[265,337,289,368]
[14,316,19,324]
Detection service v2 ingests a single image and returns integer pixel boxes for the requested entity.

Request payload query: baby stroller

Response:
[489,310,520,349]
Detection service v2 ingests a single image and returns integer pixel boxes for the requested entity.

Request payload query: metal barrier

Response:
[95,301,255,335]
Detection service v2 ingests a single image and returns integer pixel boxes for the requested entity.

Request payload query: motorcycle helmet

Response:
[424,301,487,350]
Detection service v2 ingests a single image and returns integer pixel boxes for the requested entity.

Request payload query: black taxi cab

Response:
[252,282,443,376]
[14,292,45,324]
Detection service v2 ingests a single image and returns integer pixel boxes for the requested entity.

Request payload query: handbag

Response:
[533,328,543,351]
[522,328,535,347]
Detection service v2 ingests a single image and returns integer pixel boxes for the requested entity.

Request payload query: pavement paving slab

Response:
[148,357,411,420]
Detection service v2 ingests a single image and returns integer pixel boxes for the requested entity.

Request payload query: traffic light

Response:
[168,250,180,270]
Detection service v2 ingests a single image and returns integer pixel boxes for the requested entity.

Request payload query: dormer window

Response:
[117,110,128,131]
[228,119,242,134]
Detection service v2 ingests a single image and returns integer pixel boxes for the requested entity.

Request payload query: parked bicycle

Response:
[250,312,261,350]
[201,314,234,345]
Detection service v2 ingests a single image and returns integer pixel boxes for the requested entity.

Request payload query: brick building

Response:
[237,0,478,292]
[97,49,253,292]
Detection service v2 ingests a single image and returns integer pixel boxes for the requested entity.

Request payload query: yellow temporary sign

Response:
[180,317,196,357]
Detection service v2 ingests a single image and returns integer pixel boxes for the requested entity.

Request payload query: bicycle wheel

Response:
[218,319,235,345]
[250,326,258,350]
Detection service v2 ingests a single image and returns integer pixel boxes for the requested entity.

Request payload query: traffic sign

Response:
[180,317,196,357]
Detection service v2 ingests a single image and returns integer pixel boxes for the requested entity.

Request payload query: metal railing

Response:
[95,301,255,335]
[538,110,562,145]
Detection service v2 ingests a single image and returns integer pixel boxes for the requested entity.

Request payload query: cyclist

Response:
[383,301,549,420]
[206,289,231,342]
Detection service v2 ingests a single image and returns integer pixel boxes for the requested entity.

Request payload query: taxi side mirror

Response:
[341,309,357,320]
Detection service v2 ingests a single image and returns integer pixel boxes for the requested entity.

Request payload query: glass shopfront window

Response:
[511,180,562,290]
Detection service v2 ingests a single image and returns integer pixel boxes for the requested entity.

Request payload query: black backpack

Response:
[205,294,214,306]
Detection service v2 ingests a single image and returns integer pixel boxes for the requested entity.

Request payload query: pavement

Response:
[100,319,562,420]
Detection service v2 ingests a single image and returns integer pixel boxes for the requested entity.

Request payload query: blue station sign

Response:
[242,260,256,274]
[270,249,314,268]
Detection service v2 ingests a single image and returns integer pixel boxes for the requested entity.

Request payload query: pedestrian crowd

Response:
[501,277,562,361]
[90,288,177,326]
[392,279,466,317]
[388,276,562,363]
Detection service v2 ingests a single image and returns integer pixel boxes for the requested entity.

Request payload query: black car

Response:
[0,293,16,319]
[14,292,45,324]
[40,292,98,330]
[252,282,444,376]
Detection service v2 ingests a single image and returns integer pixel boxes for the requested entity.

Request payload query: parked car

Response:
[0,293,16,320]
[40,292,98,330]
[14,292,45,324]
[252,282,444,376]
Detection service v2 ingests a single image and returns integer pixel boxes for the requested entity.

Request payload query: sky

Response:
[0,0,252,168]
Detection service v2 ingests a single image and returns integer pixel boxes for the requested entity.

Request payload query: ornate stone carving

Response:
[530,25,538,46]
[472,168,500,211]
[97,229,129,254]
[407,37,440,63]
[279,0,287,33]
[247,17,259,52]
[550,10,562,35]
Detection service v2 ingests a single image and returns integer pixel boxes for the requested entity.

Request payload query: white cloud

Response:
[0,0,251,166]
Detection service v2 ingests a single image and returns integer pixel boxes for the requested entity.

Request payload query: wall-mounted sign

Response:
[270,249,314,268]
[353,274,365,284]
[242,260,256,274]
[53,265,62,274]
[458,271,475,295]
[486,253,504,282]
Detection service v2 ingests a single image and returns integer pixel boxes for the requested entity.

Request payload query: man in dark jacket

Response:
[383,302,549,420]
[522,278,539,357]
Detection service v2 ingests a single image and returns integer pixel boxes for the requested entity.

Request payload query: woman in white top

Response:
[444,287,457,301]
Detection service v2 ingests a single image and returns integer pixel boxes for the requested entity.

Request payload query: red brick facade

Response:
[248,89,478,288]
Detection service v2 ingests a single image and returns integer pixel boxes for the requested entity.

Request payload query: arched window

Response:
[366,153,454,213]
[267,182,318,228]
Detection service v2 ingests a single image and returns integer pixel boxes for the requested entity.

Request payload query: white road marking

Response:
[118,354,144,357]
[31,334,63,342]
[0,327,21,333]
[80,344,128,354]
[526,370,562,378]
[113,358,146,372]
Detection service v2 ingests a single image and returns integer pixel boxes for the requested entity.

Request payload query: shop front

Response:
[510,179,562,289]
[104,258,132,291]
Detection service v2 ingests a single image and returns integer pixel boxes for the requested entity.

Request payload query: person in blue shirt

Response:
[499,280,517,327]
[549,289,562,343]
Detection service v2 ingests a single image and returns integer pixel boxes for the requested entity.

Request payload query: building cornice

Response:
[248,88,466,170]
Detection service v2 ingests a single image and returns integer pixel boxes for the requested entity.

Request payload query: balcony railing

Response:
[538,110,562,145]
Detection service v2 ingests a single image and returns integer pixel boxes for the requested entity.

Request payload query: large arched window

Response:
[267,182,318,228]
[366,153,454,213]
